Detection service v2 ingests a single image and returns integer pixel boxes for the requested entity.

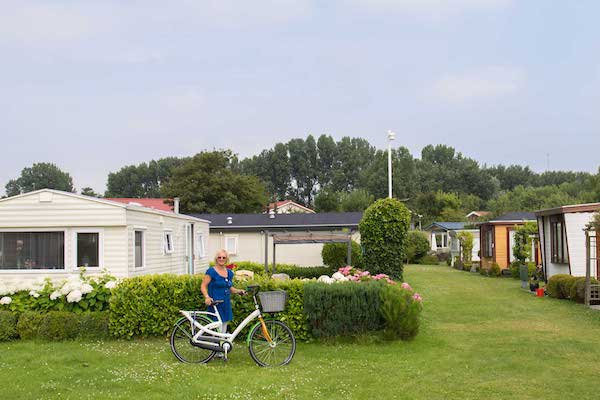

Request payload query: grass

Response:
[3,265,600,399]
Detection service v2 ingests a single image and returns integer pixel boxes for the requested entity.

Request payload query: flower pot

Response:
[536,288,545,297]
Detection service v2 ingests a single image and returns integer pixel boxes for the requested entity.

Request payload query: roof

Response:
[423,222,466,231]
[0,189,208,223]
[266,200,315,213]
[535,202,600,217]
[487,212,537,223]
[466,211,491,218]
[105,198,173,212]
[191,212,362,230]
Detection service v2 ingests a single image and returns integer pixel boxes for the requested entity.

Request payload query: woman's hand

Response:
[204,296,213,305]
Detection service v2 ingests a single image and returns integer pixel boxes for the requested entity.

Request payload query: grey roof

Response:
[423,222,466,231]
[490,212,537,222]
[190,212,363,231]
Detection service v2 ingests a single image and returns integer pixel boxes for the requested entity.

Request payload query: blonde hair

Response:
[214,249,229,265]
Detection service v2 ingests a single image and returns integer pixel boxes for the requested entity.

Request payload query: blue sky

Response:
[1,0,599,194]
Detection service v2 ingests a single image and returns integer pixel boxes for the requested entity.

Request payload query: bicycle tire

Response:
[248,320,296,367]
[170,316,217,363]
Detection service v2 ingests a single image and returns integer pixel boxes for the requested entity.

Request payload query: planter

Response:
[529,281,539,292]
[536,288,545,297]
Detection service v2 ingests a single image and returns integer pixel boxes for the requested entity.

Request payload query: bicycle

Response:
[170,285,296,367]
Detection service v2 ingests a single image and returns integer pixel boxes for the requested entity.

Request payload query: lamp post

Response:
[387,130,395,198]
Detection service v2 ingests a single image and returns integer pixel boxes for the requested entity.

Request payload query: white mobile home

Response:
[0,189,210,282]
[535,203,600,280]
[192,212,362,267]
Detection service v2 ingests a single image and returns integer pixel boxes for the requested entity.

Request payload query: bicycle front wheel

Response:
[170,316,216,363]
[248,320,296,367]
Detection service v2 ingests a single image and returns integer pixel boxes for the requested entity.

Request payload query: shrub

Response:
[512,222,538,264]
[463,263,472,272]
[322,241,364,270]
[359,198,411,280]
[404,231,430,264]
[568,277,600,303]
[457,231,474,265]
[547,274,575,299]
[303,281,383,338]
[79,312,110,339]
[277,265,334,280]
[379,284,422,340]
[490,263,502,277]
[420,254,439,265]
[38,311,79,341]
[446,256,452,267]
[0,311,18,341]
[109,274,310,340]
[16,311,44,340]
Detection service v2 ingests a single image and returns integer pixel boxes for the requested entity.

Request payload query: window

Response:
[135,231,144,268]
[163,231,174,254]
[0,232,64,270]
[482,226,494,258]
[434,232,448,248]
[225,236,237,255]
[196,233,206,258]
[550,216,568,264]
[77,233,99,268]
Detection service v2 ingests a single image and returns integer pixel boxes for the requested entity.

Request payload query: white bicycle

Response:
[170,285,296,367]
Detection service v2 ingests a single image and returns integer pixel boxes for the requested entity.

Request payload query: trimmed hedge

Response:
[16,311,44,340]
[359,198,411,280]
[322,241,364,270]
[303,281,384,338]
[0,311,18,341]
[547,274,574,299]
[38,312,80,341]
[79,312,111,339]
[108,274,311,340]
[379,285,422,340]
[214,261,334,280]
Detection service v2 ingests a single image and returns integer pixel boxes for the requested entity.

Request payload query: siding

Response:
[0,191,126,227]
[208,231,362,267]
[494,226,509,269]
[125,210,210,277]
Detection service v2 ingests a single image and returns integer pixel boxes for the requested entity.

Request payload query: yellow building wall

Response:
[494,226,509,269]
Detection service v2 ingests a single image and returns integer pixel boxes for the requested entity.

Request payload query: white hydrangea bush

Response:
[0,268,120,313]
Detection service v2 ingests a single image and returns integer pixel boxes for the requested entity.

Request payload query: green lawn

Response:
[3,265,600,400]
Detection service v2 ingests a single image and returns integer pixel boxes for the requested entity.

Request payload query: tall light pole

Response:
[387,130,395,198]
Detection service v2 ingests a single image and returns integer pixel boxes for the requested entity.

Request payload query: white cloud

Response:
[426,66,524,103]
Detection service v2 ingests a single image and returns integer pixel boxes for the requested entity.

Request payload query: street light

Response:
[387,130,396,198]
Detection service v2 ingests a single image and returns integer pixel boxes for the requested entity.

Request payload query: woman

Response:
[201,249,245,333]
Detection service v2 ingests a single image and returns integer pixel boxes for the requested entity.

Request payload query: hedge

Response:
[547,274,574,299]
[321,241,364,270]
[212,261,334,280]
[0,311,17,341]
[108,274,311,340]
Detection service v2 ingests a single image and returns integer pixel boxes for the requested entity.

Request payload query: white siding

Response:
[208,231,361,267]
[565,212,595,277]
[0,191,126,228]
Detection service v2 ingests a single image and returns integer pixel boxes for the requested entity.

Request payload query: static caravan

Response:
[479,212,540,270]
[423,222,466,253]
[535,203,600,280]
[193,212,362,267]
[0,189,210,283]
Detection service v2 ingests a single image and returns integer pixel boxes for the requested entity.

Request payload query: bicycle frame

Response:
[180,307,262,344]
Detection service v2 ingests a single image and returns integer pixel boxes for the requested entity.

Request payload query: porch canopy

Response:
[264,231,354,274]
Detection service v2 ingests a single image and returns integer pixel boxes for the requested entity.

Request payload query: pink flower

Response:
[401,282,412,291]
[413,293,423,302]
[386,279,396,285]
[360,271,370,277]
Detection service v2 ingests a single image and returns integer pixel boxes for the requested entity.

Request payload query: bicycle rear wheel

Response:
[248,320,296,367]
[170,316,216,363]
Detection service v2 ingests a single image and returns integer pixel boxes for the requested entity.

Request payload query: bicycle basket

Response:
[258,290,287,313]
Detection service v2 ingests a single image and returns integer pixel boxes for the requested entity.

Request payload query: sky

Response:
[1,0,599,195]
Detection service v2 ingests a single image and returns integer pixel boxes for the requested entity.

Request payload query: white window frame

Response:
[134,229,146,269]
[163,230,174,255]
[224,235,238,255]
[196,232,206,258]
[72,228,104,270]
[0,228,67,273]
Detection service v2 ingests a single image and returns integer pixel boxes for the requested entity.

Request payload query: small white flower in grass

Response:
[81,284,94,294]
[67,290,83,303]
[0,296,12,305]
[50,291,62,301]
[29,290,40,298]
[104,281,117,290]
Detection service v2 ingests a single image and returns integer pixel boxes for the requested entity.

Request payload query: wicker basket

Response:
[258,290,287,313]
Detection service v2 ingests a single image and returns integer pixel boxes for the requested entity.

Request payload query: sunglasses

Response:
[217,256,227,260]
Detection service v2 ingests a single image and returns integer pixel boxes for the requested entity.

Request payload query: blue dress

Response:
[205,267,234,322]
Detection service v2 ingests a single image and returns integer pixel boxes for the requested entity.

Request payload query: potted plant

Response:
[529,276,539,292]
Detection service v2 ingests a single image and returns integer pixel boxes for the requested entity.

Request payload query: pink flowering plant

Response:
[337,266,396,285]
[379,279,424,340]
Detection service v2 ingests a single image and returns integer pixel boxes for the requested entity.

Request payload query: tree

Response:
[404,231,430,264]
[512,222,538,264]
[359,198,411,280]
[81,187,100,197]
[161,150,268,213]
[5,163,74,196]
[105,157,188,197]
[340,189,374,212]
[457,231,474,266]
[314,188,341,212]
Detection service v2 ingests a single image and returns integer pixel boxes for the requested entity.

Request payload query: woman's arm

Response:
[231,287,246,295]
[201,275,213,305]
